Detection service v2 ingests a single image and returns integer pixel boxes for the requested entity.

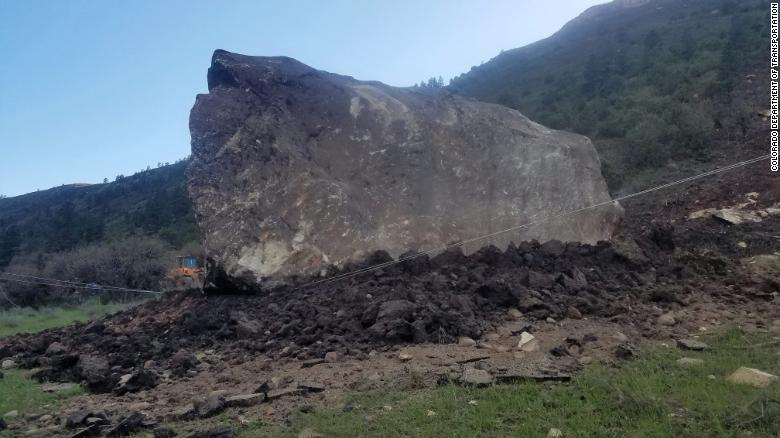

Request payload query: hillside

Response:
[449,0,766,191]
[0,161,199,305]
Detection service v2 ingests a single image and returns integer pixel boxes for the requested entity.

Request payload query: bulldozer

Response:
[164,255,205,291]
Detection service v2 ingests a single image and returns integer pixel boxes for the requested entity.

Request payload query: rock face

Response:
[188,50,622,289]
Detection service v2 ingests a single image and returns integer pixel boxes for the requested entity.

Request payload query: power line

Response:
[295,154,771,290]
[0,272,154,292]
[0,274,162,295]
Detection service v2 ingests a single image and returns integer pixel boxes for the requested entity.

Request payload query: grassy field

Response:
[0,369,83,417]
[0,299,140,338]
[242,329,780,438]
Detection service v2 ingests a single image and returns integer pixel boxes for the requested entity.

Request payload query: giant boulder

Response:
[188,50,621,290]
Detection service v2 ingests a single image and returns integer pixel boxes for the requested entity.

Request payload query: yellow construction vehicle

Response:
[165,255,205,291]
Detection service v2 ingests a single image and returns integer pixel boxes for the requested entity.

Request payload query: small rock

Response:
[482,333,501,341]
[726,367,778,388]
[458,337,476,347]
[468,400,478,405]
[547,428,563,438]
[546,317,557,324]
[613,332,629,343]
[382,405,393,411]
[46,342,68,355]
[517,332,539,352]
[324,351,342,363]
[566,306,582,319]
[4,410,19,419]
[398,353,413,362]
[676,357,705,367]
[426,410,437,417]
[658,312,676,326]
[578,356,593,365]
[707,374,716,380]
[1,359,17,369]
[676,339,709,351]
[193,393,225,418]
[38,414,53,423]
[737,241,747,248]
[507,308,523,319]
[460,367,493,386]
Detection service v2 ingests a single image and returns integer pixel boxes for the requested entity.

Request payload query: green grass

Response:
[0,299,140,338]
[0,369,83,417]
[243,329,780,438]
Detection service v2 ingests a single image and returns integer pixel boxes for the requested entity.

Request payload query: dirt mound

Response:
[2,209,777,395]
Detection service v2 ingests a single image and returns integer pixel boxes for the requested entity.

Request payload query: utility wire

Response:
[0,274,162,295]
[0,272,155,292]
[295,154,772,290]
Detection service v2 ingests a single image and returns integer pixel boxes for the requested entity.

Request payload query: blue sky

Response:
[0,0,604,197]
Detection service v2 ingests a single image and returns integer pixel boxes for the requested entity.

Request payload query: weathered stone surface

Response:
[676,339,709,351]
[188,50,622,289]
[726,367,778,388]
[459,368,494,386]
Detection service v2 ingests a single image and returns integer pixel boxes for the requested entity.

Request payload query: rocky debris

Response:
[65,408,107,429]
[1,210,776,392]
[459,368,494,386]
[4,410,18,418]
[188,425,232,438]
[657,312,676,326]
[46,342,68,355]
[170,350,200,377]
[517,332,540,352]
[192,392,226,418]
[75,355,113,392]
[114,369,158,395]
[676,339,709,351]
[188,50,621,289]
[676,357,705,367]
[726,367,778,388]
[1,359,16,369]
[398,353,413,362]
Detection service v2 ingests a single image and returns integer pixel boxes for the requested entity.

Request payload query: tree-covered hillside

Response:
[0,160,199,269]
[450,0,766,191]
